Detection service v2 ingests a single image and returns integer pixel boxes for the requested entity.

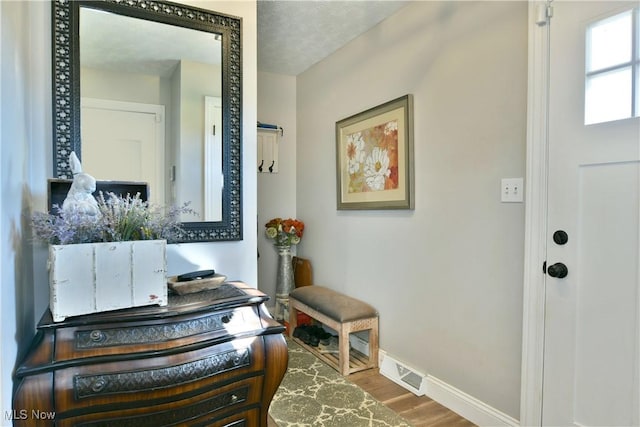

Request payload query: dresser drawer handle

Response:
[221,315,231,324]
[230,394,238,403]
[91,378,107,393]
[89,330,106,342]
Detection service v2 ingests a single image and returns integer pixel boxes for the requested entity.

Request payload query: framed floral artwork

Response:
[336,94,414,210]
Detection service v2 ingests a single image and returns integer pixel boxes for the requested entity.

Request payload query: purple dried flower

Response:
[31,193,195,245]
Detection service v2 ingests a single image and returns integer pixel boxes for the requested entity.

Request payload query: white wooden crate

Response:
[49,240,167,321]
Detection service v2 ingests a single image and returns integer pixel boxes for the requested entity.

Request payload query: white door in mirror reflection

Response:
[203,96,222,222]
[81,98,165,206]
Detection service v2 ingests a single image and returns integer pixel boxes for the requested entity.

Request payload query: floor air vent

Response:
[379,351,427,396]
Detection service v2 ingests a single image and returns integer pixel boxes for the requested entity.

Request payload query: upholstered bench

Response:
[288,286,379,376]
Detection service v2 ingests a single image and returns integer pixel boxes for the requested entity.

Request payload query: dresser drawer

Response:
[54,306,263,362]
[55,377,263,427]
[54,336,265,416]
[201,408,260,427]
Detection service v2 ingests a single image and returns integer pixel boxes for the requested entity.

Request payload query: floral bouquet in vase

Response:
[265,218,304,321]
[264,218,304,247]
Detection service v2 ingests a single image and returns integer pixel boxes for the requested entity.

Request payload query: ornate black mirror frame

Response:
[51,0,242,242]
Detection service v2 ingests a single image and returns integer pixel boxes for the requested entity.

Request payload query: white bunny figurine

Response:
[61,152,100,216]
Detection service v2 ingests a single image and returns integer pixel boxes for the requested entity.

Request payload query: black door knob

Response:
[547,262,568,278]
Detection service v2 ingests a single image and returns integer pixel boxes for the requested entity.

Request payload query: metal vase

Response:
[274,245,294,324]
[275,245,294,298]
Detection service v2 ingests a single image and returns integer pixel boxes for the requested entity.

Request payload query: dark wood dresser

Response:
[13,281,288,427]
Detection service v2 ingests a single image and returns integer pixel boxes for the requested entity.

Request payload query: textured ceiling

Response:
[80,2,408,78]
[257,1,410,76]
[80,7,221,77]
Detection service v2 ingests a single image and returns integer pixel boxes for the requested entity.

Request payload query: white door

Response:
[544,2,640,426]
[81,98,165,205]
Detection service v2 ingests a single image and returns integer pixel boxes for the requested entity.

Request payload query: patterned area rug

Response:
[269,339,413,427]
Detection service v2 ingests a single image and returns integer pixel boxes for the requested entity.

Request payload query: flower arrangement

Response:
[265,217,304,247]
[32,192,193,245]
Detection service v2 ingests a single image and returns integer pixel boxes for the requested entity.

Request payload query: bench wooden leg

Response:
[288,298,298,337]
[339,322,350,376]
[369,318,379,369]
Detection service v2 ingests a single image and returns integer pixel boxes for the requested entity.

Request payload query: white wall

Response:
[257,71,297,302]
[296,1,527,418]
[82,67,170,105]
[1,1,52,422]
[0,1,257,421]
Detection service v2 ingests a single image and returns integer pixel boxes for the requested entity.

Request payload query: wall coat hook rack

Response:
[257,122,281,174]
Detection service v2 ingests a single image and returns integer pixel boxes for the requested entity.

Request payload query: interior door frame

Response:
[521,1,551,425]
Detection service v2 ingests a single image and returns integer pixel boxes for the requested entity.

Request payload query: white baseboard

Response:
[425,375,520,427]
[379,350,519,427]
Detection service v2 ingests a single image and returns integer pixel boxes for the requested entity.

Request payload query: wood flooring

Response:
[350,369,476,427]
[268,367,476,427]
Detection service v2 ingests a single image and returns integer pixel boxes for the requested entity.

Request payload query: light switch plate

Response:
[501,178,524,203]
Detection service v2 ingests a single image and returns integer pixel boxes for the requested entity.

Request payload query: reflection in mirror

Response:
[51,0,242,241]
[79,7,222,221]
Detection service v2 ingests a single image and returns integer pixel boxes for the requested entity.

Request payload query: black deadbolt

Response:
[553,230,569,245]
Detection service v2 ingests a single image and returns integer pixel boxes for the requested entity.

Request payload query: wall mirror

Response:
[52,0,242,242]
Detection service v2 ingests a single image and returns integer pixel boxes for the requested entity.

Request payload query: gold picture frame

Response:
[336,94,414,210]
